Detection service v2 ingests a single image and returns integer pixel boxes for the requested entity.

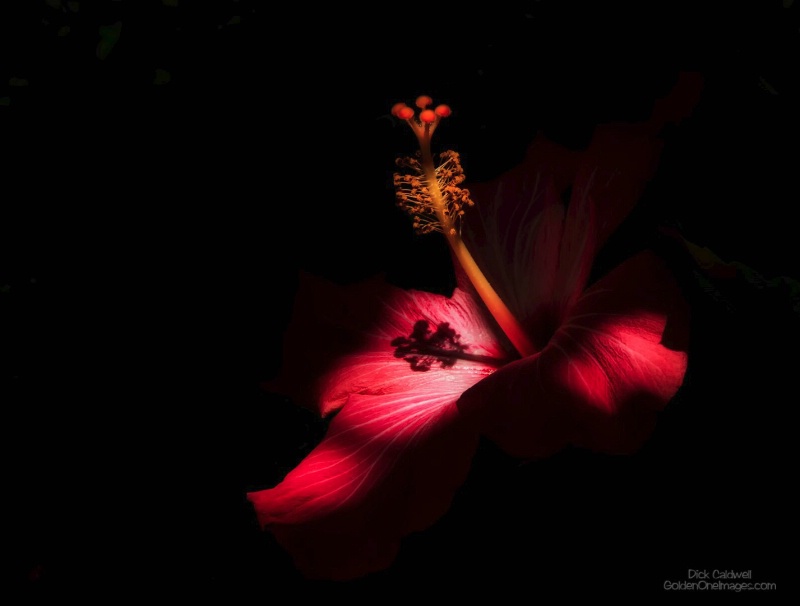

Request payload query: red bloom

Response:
[248,74,702,580]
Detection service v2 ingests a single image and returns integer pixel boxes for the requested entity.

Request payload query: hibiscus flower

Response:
[247,73,703,580]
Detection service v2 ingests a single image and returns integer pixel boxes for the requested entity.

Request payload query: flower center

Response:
[391,320,507,371]
[391,96,538,358]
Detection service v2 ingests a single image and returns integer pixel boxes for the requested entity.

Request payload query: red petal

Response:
[466,72,700,243]
[266,273,505,416]
[563,71,704,249]
[458,250,689,459]
[525,179,598,349]
[553,182,597,319]
[247,384,480,580]
[459,176,594,350]
[462,72,702,322]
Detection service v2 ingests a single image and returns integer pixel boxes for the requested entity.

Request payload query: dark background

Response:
[3,0,797,599]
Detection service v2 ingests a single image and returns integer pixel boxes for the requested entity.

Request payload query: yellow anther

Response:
[393,150,475,236]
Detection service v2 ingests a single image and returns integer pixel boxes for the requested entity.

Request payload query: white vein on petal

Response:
[299,401,444,478]
[288,394,457,509]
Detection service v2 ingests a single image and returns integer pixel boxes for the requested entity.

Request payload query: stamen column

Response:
[392,96,537,358]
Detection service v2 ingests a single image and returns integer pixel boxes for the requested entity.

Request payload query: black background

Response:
[3,1,797,600]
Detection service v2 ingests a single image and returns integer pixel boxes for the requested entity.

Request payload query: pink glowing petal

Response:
[266,272,505,416]
[458,250,689,459]
[247,383,480,580]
